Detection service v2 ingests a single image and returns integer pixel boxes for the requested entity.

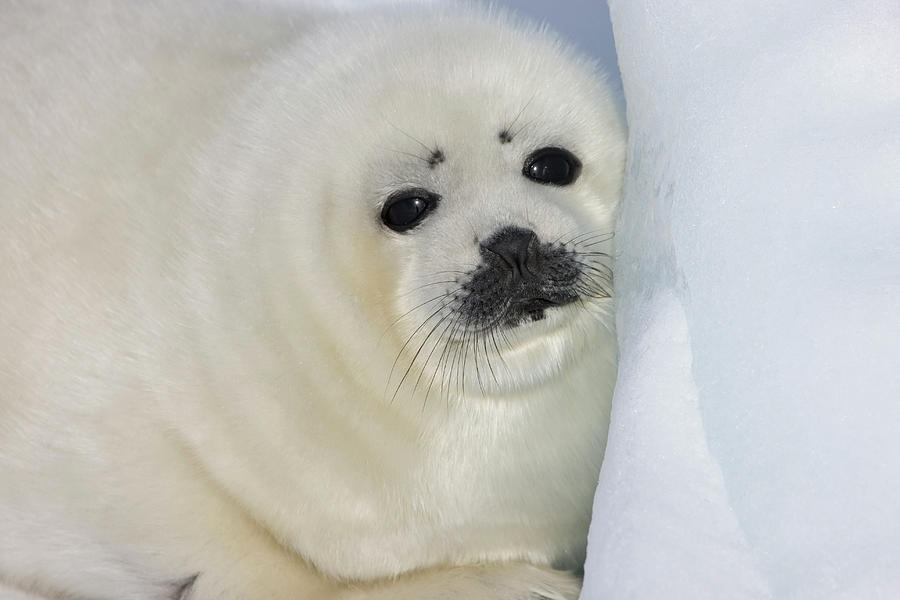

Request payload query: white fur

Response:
[0,2,625,599]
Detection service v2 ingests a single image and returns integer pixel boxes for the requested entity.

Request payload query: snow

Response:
[582,1,900,598]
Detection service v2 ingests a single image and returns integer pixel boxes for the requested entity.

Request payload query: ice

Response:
[581,1,900,598]
[492,0,620,87]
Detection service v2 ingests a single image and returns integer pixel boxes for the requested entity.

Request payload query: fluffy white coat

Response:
[0,2,625,598]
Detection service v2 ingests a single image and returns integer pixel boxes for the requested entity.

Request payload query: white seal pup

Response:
[0,2,626,599]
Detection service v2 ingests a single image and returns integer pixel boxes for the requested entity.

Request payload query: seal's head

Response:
[206,6,625,407]
[169,5,627,581]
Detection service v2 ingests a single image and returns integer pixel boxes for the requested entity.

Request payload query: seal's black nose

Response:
[463,226,581,328]
[480,226,540,280]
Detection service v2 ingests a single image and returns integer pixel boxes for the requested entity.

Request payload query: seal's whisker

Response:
[561,229,603,246]
[579,271,613,292]
[578,267,612,285]
[392,293,452,324]
[573,229,614,241]
[499,91,537,142]
[573,253,612,265]
[379,146,430,165]
[576,289,612,301]
[390,306,458,405]
[576,235,616,248]
[423,304,459,405]
[472,329,486,397]
[466,329,478,396]
[507,92,536,133]
[551,226,582,246]
[566,230,614,247]
[458,326,473,399]
[578,268,613,285]
[418,314,459,411]
[413,308,460,395]
[444,327,461,403]
[397,280,457,298]
[378,292,452,345]
[489,327,511,379]
[442,341,459,411]
[511,116,537,140]
[496,322,514,353]
[574,279,612,300]
[421,314,456,408]
[425,269,470,277]
[450,322,470,402]
[385,297,454,401]
[439,313,467,405]
[384,118,436,156]
[481,329,498,388]
[576,269,613,291]
[573,259,613,277]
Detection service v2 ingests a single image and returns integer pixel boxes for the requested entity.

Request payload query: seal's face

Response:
[341,23,626,400]
[232,12,625,404]
[371,131,616,398]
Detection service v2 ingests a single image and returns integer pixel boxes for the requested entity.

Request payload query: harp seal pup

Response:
[0,2,625,599]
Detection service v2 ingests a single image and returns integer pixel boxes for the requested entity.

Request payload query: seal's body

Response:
[0,2,625,598]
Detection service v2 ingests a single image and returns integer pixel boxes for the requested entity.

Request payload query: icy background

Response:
[582,1,900,598]
[494,0,620,87]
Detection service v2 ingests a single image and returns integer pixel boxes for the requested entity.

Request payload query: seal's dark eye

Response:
[522,147,581,186]
[381,189,440,232]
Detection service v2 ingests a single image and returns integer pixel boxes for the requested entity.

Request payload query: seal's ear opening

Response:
[380,189,441,232]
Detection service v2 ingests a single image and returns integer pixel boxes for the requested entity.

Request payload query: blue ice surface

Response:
[582,1,900,598]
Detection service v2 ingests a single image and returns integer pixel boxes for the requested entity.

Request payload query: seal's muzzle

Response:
[460,226,580,328]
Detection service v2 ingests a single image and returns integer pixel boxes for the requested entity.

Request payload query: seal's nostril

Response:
[480,226,540,279]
